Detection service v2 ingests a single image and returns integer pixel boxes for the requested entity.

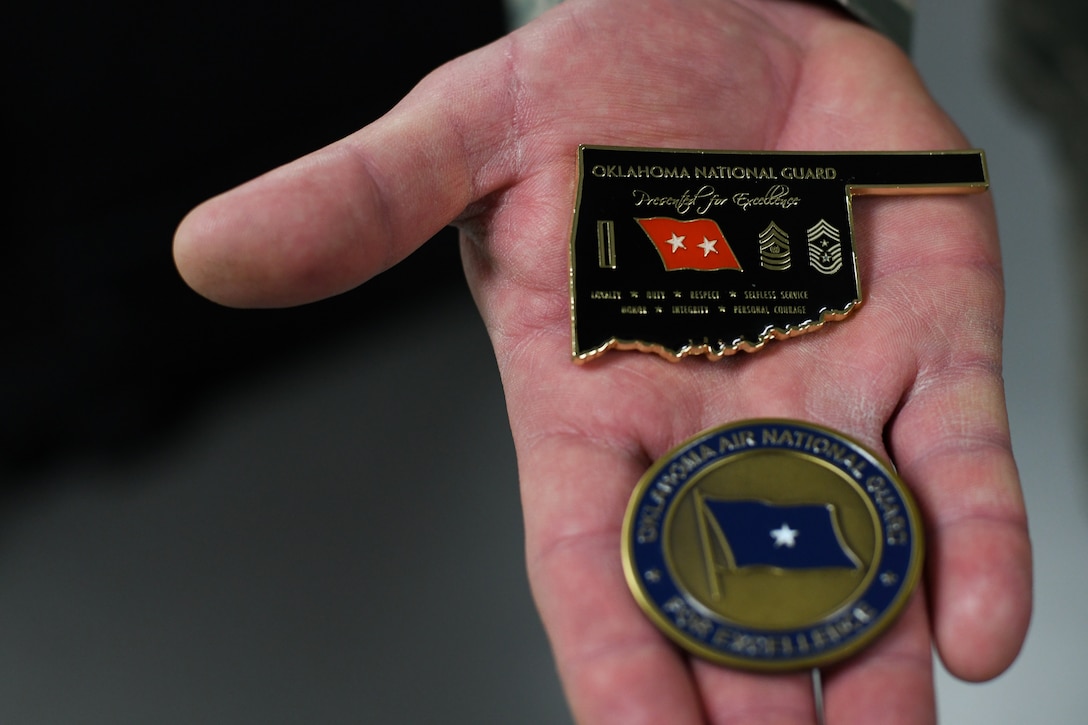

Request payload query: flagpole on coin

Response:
[693,488,721,601]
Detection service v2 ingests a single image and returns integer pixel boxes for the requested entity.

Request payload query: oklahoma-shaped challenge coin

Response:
[622,419,923,671]
[570,146,989,361]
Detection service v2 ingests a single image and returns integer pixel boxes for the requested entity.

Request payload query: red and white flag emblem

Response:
[636,217,742,272]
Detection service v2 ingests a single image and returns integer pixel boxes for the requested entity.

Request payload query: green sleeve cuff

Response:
[837,0,915,51]
[503,0,915,51]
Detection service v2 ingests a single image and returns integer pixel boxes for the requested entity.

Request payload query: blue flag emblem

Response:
[702,499,860,571]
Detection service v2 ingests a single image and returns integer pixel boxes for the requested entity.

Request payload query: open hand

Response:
[174,1,1031,721]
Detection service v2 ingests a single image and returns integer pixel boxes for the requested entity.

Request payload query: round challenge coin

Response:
[621,419,923,671]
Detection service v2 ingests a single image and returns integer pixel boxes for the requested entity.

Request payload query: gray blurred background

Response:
[6,0,1088,722]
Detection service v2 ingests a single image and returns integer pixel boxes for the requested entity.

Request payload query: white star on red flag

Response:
[666,233,686,252]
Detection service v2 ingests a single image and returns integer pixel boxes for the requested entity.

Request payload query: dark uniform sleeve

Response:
[503,0,915,50]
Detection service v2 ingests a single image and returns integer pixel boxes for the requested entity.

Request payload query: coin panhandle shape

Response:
[622,419,923,671]
[570,146,988,362]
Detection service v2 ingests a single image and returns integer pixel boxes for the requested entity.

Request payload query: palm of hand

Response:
[174,1,1031,722]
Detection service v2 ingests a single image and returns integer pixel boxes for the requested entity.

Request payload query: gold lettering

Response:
[780,167,838,180]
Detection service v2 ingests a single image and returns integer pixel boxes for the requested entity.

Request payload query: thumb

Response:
[172,42,515,308]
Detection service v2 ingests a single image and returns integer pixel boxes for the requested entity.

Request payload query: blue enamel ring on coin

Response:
[622,419,923,671]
